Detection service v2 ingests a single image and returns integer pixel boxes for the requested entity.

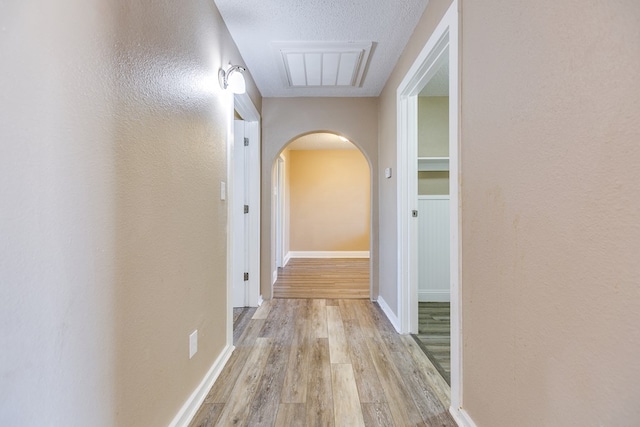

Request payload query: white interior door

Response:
[232,120,249,307]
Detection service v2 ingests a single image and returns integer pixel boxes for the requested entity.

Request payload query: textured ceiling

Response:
[214,0,430,97]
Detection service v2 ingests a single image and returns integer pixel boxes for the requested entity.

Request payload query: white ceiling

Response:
[214,0,430,97]
[287,133,357,150]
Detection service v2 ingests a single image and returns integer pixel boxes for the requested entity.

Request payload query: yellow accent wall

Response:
[289,149,370,251]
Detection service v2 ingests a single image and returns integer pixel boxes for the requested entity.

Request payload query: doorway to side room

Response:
[414,61,451,384]
[396,0,461,415]
[229,93,261,346]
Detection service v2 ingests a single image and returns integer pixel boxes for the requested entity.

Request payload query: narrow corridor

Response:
[190,299,454,426]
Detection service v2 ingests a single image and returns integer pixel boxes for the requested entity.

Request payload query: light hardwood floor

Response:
[190,299,454,427]
[273,258,369,299]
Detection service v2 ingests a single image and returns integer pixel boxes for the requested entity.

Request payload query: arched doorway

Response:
[270,132,372,299]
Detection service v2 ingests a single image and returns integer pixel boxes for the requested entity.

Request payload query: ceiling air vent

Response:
[274,41,372,88]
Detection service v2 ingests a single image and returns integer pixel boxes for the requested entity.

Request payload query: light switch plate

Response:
[384,167,392,178]
[220,182,226,200]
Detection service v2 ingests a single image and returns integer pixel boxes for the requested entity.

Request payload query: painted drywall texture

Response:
[289,150,370,251]
[418,96,450,196]
[381,0,640,424]
[0,0,260,425]
[461,1,640,425]
[418,171,450,196]
[418,96,449,157]
[261,97,379,299]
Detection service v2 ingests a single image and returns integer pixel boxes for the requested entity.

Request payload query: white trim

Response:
[272,270,278,285]
[225,91,235,351]
[168,344,234,427]
[234,92,259,121]
[233,92,261,308]
[247,120,261,307]
[396,0,463,415]
[376,296,401,333]
[418,156,449,171]
[450,408,478,427]
[418,195,450,200]
[288,251,370,259]
[418,290,450,302]
[257,295,264,307]
[275,156,286,269]
[283,251,291,266]
[397,5,452,335]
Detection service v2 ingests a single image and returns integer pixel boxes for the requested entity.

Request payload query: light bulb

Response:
[227,70,246,94]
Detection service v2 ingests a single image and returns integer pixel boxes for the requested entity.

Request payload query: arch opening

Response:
[270,131,374,300]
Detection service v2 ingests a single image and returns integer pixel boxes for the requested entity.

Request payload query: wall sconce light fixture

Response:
[219,64,246,94]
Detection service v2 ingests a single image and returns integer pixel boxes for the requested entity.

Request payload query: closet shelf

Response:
[418,157,449,172]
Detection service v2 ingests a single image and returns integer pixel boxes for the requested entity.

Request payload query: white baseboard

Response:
[376,295,401,332]
[283,252,291,266]
[257,295,264,306]
[272,269,278,285]
[450,407,478,427]
[168,344,234,427]
[288,251,370,259]
[418,290,450,302]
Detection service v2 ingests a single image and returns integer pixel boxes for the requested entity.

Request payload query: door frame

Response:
[226,92,261,343]
[234,93,260,307]
[275,155,286,269]
[396,0,465,420]
[269,133,373,298]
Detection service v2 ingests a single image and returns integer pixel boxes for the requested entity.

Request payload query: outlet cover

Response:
[189,330,198,359]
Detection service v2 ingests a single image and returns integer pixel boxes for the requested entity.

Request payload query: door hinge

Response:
[244,137,249,147]
[243,272,249,281]
[244,204,249,214]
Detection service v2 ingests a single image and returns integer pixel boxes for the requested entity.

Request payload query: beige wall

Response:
[261,97,379,299]
[460,1,640,424]
[379,0,640,425]
[0,0,260,425]
[418,96,449,157]
[289,149,370,251]
[418,171,450,196]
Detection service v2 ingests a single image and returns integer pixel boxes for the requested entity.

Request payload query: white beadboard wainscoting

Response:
[417,196,450,302]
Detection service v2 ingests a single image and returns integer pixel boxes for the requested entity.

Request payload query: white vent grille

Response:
[274,41,372,88]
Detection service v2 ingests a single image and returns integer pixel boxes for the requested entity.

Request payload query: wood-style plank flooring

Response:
[413,302,451,385]
[190,299,454,426]
[273,258,369,299]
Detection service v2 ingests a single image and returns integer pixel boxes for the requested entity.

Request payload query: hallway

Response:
[273,258,370,299]
[190,299,453,426]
